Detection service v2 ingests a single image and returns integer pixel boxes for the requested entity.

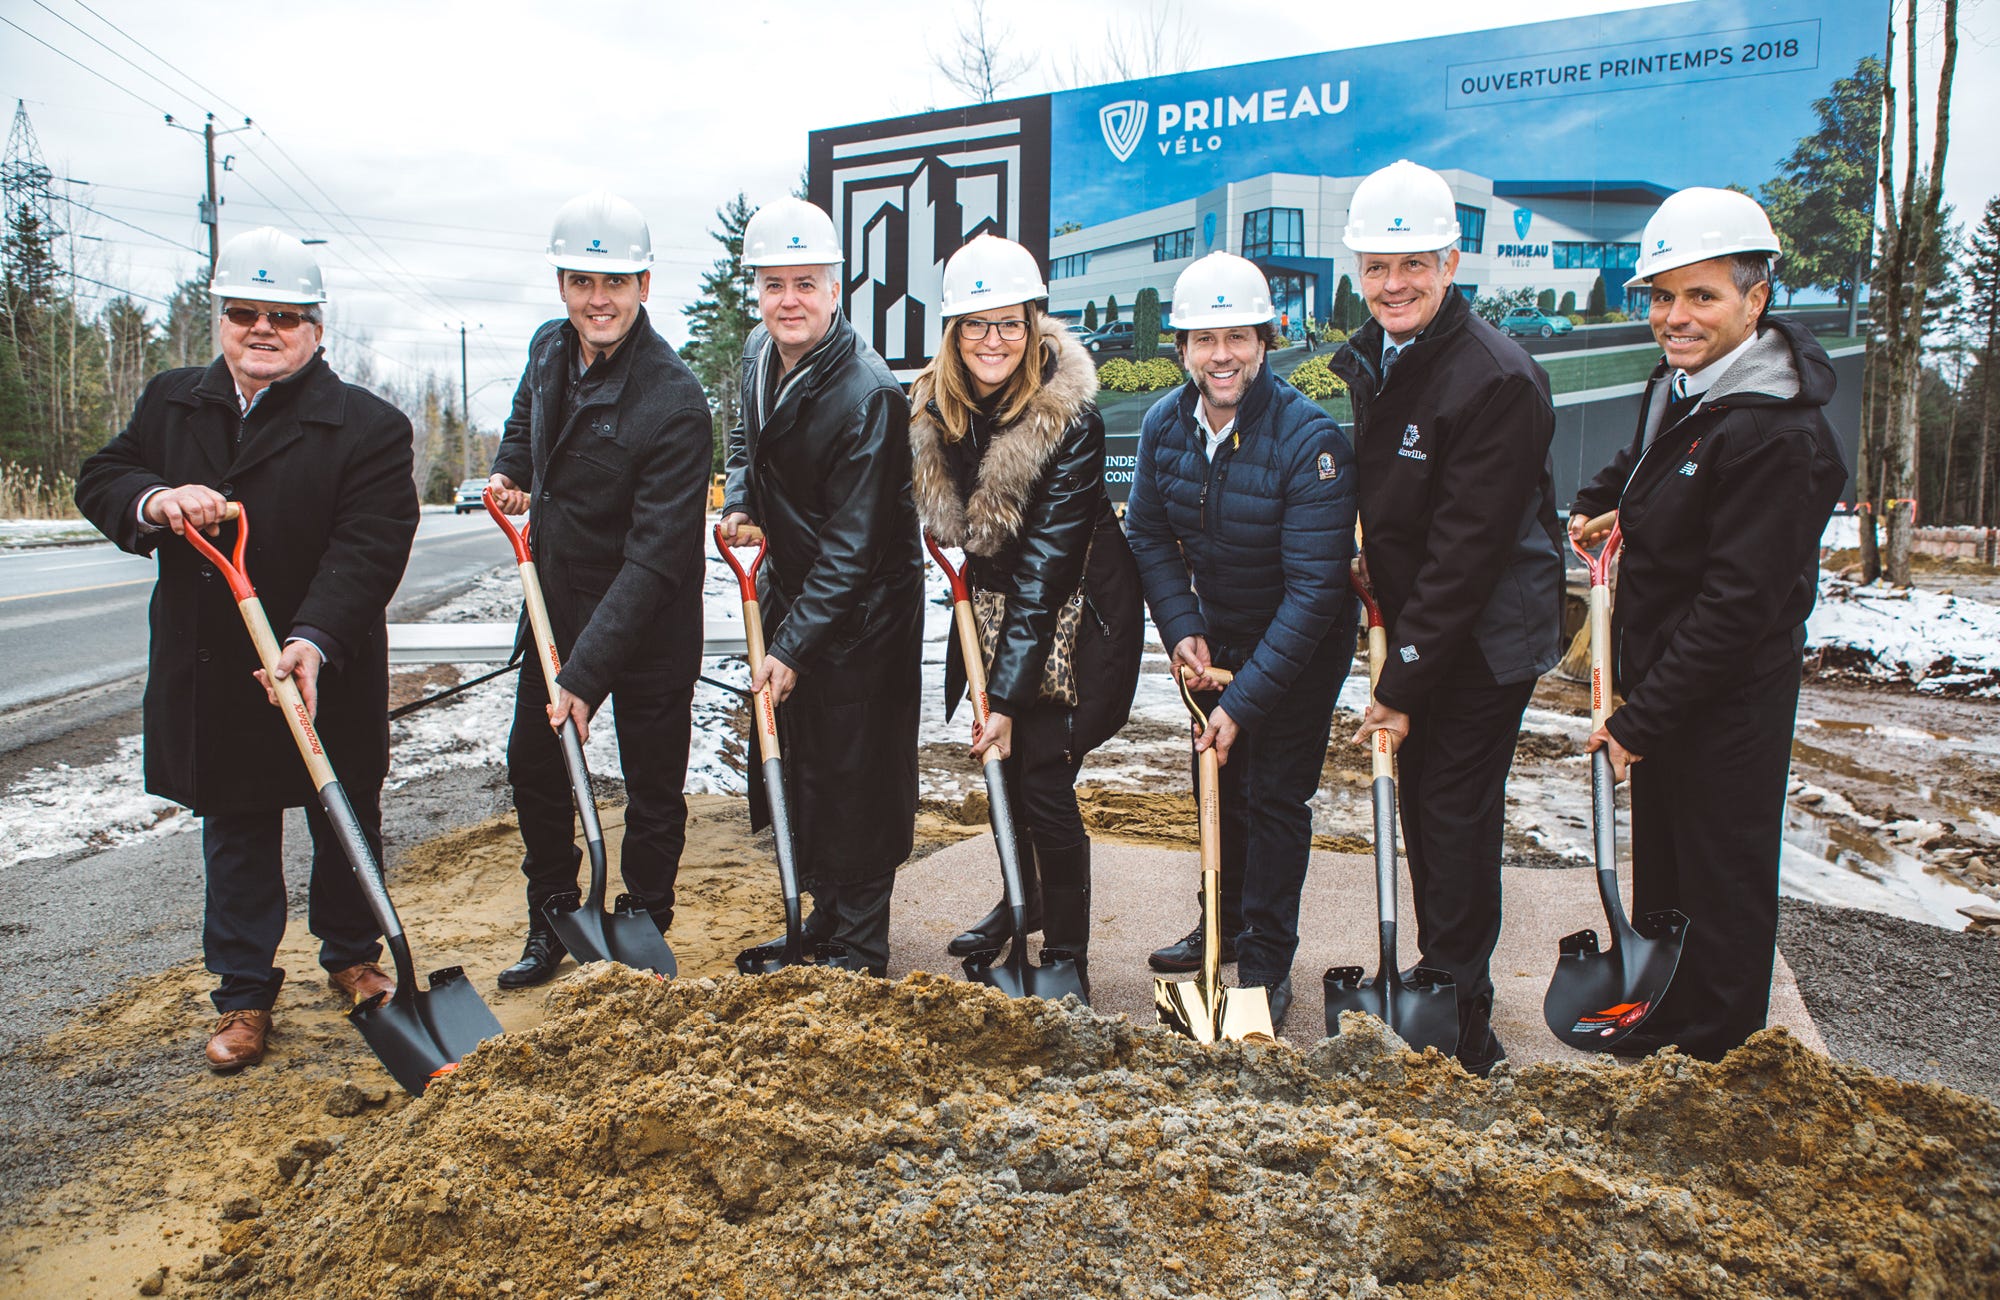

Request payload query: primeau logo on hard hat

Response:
[1100,100,1149,163]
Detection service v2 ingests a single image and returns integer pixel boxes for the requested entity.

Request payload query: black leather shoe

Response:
[1262,976,1294,1033]
[497,924,566,989]
[946,890,1044,957]
[1147,923,1238,973]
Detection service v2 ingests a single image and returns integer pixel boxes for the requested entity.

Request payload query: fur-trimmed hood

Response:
[911,327,1100,555]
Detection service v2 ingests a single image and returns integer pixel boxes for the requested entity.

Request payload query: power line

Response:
[0,15,173,116]
[67,270,169,307]
[62,0,249,120]
[58,190,206,255]
[29,0,198,118]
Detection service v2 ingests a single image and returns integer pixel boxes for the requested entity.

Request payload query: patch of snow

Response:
[1806,575,2000,695]
[0,735,196,869]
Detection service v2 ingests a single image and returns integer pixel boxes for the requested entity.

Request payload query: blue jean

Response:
[1210,624,1355,989]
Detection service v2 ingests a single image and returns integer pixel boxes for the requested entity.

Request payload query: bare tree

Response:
[931,0,1033,104]
[1867,0,1958,586]
[1051,0,1198,88]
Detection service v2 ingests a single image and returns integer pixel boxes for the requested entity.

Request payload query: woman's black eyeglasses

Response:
[957,318,1028,342]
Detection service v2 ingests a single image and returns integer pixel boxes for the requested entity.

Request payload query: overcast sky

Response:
[3,0,1991,427]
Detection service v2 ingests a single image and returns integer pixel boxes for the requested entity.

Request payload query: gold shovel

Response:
[1154,665,1275,1044]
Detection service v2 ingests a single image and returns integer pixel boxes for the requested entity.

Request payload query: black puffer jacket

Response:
[1572,315,1847,754]
[910,328,1142,754]
[491,308,714,706]
[725,313,924,884]
[1332,288,1564,712]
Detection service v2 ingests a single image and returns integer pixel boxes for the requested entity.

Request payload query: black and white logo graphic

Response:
[810,100,1051,379]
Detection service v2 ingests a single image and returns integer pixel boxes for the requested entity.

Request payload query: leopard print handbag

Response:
[971,568,1087,709]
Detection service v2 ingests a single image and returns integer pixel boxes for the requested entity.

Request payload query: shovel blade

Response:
[544,892,677,978]
[1543,909,1688,1050]
[964,945,1089,1003]
[1153,976,1274,1043]
[735,938,853,975]
[1322,964,1462,1055]
[351,971,502,1098]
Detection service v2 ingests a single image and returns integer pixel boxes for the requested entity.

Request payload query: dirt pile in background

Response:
[229,965,1998,1300]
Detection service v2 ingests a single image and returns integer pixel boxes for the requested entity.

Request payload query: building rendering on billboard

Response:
[808,0,1880,499]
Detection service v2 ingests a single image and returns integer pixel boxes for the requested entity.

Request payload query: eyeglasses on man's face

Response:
[957,317,1028,342]
[222,306,313,331]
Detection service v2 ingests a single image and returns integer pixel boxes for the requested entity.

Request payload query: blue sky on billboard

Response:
[1049,0,1880,228]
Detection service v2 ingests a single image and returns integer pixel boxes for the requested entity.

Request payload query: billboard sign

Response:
[810,0,1880,501]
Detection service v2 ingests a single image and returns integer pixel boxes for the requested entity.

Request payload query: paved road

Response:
[0,508,507,755]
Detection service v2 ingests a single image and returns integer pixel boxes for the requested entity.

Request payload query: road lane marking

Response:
[0,577,153,603]
[28,557,146,573]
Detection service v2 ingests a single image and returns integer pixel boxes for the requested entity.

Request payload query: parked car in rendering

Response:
[1084,321,1135,353]
[1498,307,1575,339]
[454,478,486,514]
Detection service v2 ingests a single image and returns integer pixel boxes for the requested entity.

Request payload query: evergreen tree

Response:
[1131,287,1161,361]
[683,193,756,472]
[1760,57,1884,305]
[155,277,212,372]
[1083,300,1098,331]
[1587,274,1607,318]
[1956,195,2000,524]
[1331,275,1355,332]
[1105,295,1120,324]
[1559,289,1577,316]
[1537,288,1557,314]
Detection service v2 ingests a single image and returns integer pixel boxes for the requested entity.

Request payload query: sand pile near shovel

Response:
[226,965,1998,1300]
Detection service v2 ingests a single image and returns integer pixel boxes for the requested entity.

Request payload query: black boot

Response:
[498,915,567,989]
[1147,891,1240,973]
[1036,839,1092,1003]
[946,847,1044,957]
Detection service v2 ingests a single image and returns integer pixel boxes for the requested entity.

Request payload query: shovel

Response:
[925,537,1087,1003]
[484,489,676,979]
[1322,569,1462,1053]
[184,505,500,1096]
[1154,665,1275,1044]
[716,523,851,974]
[1543,510,1688,1049]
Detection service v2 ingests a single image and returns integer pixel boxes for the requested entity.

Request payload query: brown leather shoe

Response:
[205,1009,273,1071]
[328,961,396,1005]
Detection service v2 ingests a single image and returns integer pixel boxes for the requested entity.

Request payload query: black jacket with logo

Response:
[1331,289,1564,714]
[491,308,714,708]
[1571,314,1847,754]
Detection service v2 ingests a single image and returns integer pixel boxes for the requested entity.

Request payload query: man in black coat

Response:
[487,191,715,987]
[1330,161,1565,1074]
[75,227,419,1072]
[1570,188,1847,1062]
[720,197,923,975]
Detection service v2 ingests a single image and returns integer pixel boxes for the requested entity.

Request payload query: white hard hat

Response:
[1629,187,1782,287]
[742,197,843,269]
[1342,160,1462,255]
[1168,252,1276,330]
[545,190,653,273]
[208,226,325,304]
[939,234,1047,317]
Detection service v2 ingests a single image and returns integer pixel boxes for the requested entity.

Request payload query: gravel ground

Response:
[1778,896,2000,1103]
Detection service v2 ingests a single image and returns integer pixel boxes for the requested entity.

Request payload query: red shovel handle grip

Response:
[483,486,532,563]
[1570,510,1622,586]
[924,534,972,603]
[1348,563,1383,631]
[714,522,766,598]
[181,501,254,601]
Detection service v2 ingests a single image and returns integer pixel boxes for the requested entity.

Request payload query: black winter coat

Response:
[491,309,714,707]
[725,315,924,884]
[910,328,1142,755]
[75,353,418,814]
[1332,289,1565,713]
[1125,360,1357,729]
[1572,315,1847,755]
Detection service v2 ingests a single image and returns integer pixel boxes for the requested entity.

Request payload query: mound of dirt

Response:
[228,966,1998,1300]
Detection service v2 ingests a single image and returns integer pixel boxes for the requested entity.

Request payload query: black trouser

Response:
[802,871,896,973]
[202,789,385,1014]
[999,703,1089,858]
[507,659,692,925]
[1212,628,1353,989]
[1627,657,1800,1061]
[1398,672,1537,1063]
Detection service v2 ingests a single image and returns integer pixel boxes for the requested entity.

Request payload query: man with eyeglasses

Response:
[76,226,420,1074]
[485,191,714,988]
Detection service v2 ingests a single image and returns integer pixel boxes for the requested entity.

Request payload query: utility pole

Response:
[460,323,471,479]
[166,113,253,347]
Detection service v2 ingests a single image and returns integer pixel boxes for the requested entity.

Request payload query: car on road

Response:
[1498,307,1575,339]
[1083,321,1135,353]
[453,478,486,514]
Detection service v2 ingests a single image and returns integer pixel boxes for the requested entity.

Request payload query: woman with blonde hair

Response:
[910,234,1142,995]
